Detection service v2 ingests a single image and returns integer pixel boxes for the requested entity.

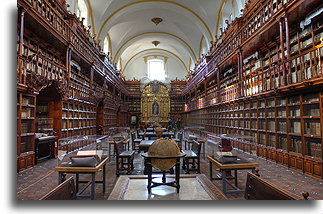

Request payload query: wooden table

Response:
[108,174,228,200]
[138,132,175,140]
[138,140,155,152]
[139,139,181,152]
[55,157,109,200]
[207,155,259,194]
[146,127,167,132]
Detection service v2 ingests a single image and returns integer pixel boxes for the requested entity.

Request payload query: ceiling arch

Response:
[74,0,246,80]
[123,48,188,73]
[96,0,214,42]
[215,0,245,36]
[113,32,197,64]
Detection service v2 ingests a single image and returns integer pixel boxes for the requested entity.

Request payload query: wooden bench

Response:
[39,177,76,200]
[245,171,309,200]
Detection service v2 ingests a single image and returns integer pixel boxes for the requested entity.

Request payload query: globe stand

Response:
[142,153,186,194]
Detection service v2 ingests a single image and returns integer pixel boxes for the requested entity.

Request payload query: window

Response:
[76,0,88,26]
[148,59,165,81]
[103,36,110,54]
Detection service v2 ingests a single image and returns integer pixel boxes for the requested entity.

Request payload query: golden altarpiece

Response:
[141,81,170,124]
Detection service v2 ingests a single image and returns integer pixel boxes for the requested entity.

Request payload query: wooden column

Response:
[284,16,291,84]
[279,18,287,86]
[90,65,94,88]
[18,8,26,84]
[216,68,220,102]
[66,47,71,80]
[237,49,244,97]
[204,77,207,97]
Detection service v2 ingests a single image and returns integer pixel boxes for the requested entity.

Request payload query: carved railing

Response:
[25,0,68,39]
[185,0,294,92]
[184,0,323,112]
[19,0,128,95]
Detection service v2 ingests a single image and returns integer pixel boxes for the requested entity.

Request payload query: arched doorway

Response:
[35,82,62,162]
[96,100,104,135]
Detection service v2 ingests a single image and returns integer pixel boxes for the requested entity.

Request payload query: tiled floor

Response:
[16,141,323,200]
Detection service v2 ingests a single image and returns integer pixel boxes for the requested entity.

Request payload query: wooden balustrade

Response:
[185,0,296,94]
[18,0,128,94]
[184,0,323,112]
[26,0,68,38]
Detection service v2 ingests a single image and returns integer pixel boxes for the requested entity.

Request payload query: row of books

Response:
[36,105,48,114]
[21,109,33,118]
[22,97,34,105]
[289,107,300,117]
[304,121,321,135]
[303,106,320,116]
[290,138,302,153]
[307,142,322,158]
[21,121,32,133]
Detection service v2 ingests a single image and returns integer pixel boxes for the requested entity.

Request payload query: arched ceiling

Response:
[79,0,244,80]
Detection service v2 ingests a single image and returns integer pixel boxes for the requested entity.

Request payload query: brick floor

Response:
[16,141,323,200]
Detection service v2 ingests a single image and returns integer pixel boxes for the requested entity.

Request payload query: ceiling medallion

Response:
[151,17,163,26]
[152,41,160,47]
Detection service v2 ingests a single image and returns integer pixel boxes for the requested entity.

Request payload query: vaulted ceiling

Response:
[67,0,245,80]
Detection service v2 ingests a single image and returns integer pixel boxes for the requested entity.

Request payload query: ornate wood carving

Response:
[26,71,68,98]
[141,81,170,123]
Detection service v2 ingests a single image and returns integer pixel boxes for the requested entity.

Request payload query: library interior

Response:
[16,0,323,200]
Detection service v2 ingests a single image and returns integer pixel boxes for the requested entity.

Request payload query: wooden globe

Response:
[148,138,180,171]
[152,122,160,127]
[155,127,163,137]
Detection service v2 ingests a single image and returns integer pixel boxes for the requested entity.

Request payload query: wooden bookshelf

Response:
[182,0,323,179]
[17,92,36,171]
[16,0,130,172]
[183,91,323,178]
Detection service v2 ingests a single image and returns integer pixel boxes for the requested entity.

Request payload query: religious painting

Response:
[152,84,159,94]
[152,102,159,115]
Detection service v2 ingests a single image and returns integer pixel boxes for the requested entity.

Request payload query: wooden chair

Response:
[172,132,183,151]
[245,171,309,200]
[115,141,135,176]
[131,131,142,152]
[219,138,232,152]
[123,138,130,151]
[196,138,206,159]
[39,177,76,200]
[182,140,202,174]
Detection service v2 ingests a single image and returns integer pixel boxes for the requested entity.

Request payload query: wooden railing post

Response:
[66,47,71,81]
[279,17,287,86]
[18,7,26,85]
[284,15,292,85]
[237,49,244,98]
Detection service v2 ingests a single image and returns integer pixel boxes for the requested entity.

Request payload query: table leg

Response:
[176,158,180,193]
[202,142,205,159]
[91,173,95,200]
[58,172,62,184]
[222,170,227,194]
[147,158,152,194]
[234,170,238,187]
[109,143,111,159]
[76,173,79,193]
[103,164,106,193]
[209,161,213,180]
